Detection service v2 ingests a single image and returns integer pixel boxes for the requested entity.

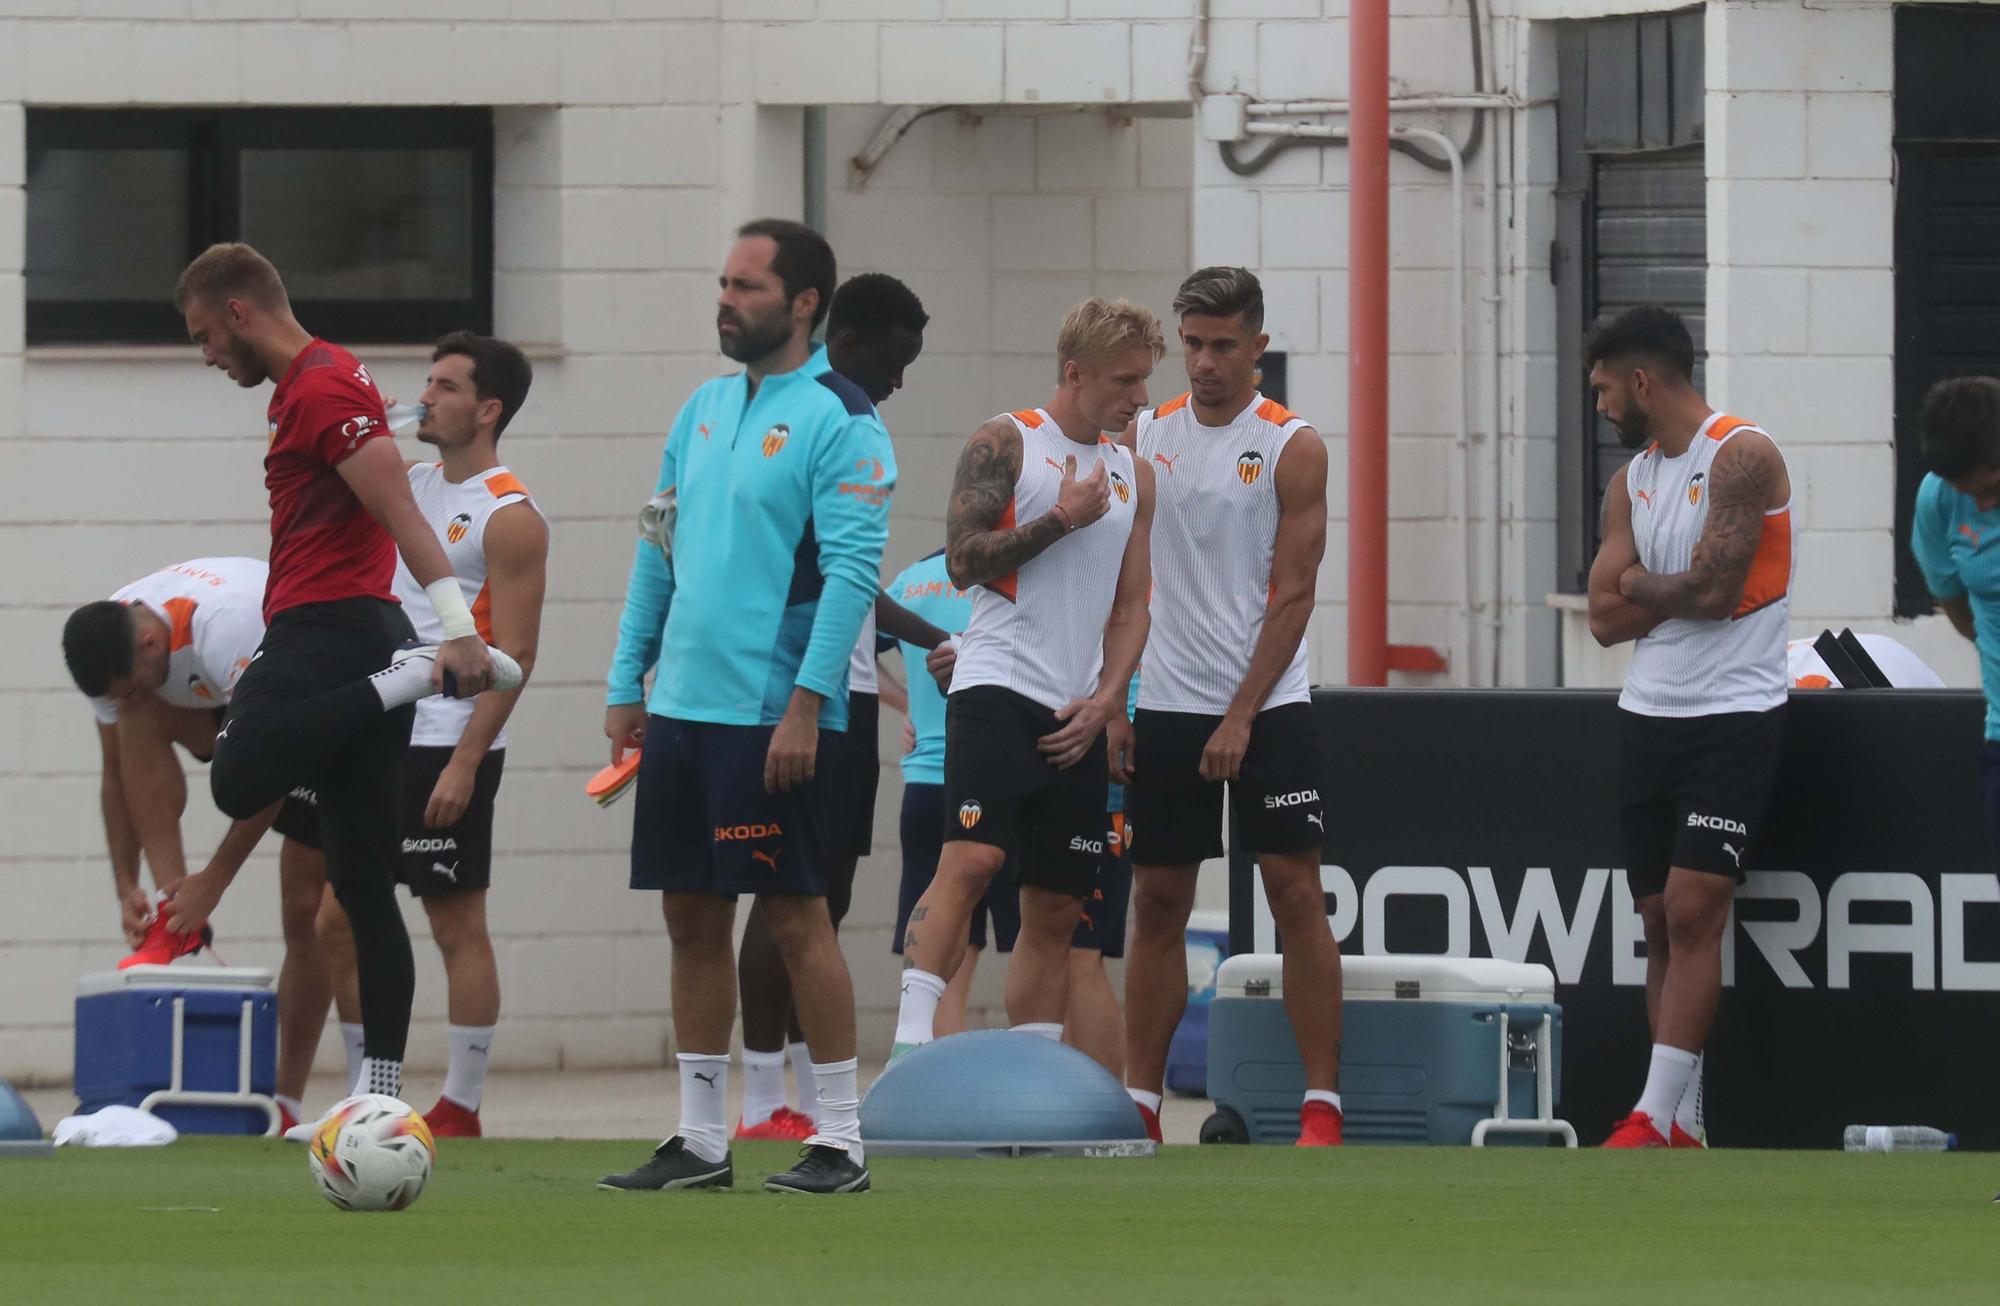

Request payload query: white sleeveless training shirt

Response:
[1136,391,1314,715]
[391,464,543,748]
[1619,413,1795,718]
[951,408,1139,712]
[89,557,269,724]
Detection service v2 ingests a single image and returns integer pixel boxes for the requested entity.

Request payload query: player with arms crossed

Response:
[62,559,331,1133]
[600,221,893,1196]
[176,244,517,1108]
[891,297,1158,1057]
[1586,306,1795,1149]
[1119,267,1342,1146]
[314,333,547,1138]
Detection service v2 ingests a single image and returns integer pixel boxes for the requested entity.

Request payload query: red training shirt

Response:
[262,339,399,622]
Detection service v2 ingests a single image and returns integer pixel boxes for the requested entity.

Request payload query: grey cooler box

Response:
[1203,954,1574,1147]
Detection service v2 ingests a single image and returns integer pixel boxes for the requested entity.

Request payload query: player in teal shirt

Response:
[599,220,887,1199]
[1909,376,2000,868]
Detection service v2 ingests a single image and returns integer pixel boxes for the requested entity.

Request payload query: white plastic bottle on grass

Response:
[1842,1125,1957,1152]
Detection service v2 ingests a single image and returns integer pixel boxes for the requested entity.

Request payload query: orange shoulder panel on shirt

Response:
[486,471,530,500]
[1010,409,1045,430]
[990,497,1020,602]
[162,596,198,652]
[1154,393,1191,419]
[1733,508,1792,619]
[1706,414,1756,442]
[1255,398,1298,426]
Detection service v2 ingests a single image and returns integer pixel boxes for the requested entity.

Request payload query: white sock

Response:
[442,1024,495,1112]
[1127,1087,1163,1114]
[741,1048,788,1127]
[360,1056,402,1099]
[676,1053,730,1163]
[368,648,440,710]
[1012,1022,1062,1041]
[1304,1089,1342,1113]
[1673,1053,1705,1139]
[805,1057,864,1164]
[340,1023,365,1095]
[1633,1044,1697,1138]
[275,1093,304,1121]
[787,1041,816,1123]
[894,970,948,1046]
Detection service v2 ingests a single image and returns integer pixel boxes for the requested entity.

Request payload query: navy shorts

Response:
[629,715,841,897]
[1073,812,1132,957]
[895,782,1020,954]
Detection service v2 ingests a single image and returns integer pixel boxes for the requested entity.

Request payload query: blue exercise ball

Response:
[861,1030,1148,1148]
[0,1080,43,1142]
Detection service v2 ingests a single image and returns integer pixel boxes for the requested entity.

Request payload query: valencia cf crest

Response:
[1687,472,1705,507]
[1236,451,1265,485]
[958,800,983,829]
[446,512,473,544]
[762,424,791,458]
[1109,470,1131,504]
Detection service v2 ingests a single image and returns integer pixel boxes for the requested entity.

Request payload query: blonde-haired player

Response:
[892,298,1159,1055]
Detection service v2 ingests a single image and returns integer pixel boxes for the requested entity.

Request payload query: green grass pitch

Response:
[2,1140,1996,1303]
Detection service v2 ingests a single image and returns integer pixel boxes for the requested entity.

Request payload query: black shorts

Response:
[1073,812,1132,957]
[1982,743,2000,874]
[198,707,323,848]
[1618,705,1787,897]
[394,746,504,897]
[894,783,1020,954]
[825,691,880,859]
[629,715,841,897]
[1125,703,1325,865]
[942,685,1108,899]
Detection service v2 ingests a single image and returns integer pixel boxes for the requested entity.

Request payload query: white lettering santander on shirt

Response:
[89,558,270,725]
[1136,392,1312,715]
[950,409,1139,711]
[390,464,543,748]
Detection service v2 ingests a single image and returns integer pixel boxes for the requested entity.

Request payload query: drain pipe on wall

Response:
[1349,0,1391,689]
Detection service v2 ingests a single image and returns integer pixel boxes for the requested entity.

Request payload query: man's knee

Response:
[424,893,492,960]
[662,893,732,950]
[1131,871,1197,935]
[1664,879,1731,949]
[1638,895,1670,952]
[1019,889,1084,940]
[934,844,1005,901]
[758,895,834,961]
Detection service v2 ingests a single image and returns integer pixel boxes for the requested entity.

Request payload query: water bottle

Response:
[385,402,428,436]
[1843,1125,1957,1152]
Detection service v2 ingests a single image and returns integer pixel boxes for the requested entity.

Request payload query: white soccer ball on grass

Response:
[307,1094,436,1212]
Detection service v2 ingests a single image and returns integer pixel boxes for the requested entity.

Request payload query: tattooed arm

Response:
[1619,431,1788,621]
[945,417,1110,589]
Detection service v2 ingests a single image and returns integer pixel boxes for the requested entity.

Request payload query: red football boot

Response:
[1134,1102,1163,1144]
[118,899,211,969]
[1296,1100,1344,1147]
[425,1097,482,1138]
[734,1107,814,1141]
[1601,1111,1669,1148]
[1669,1121,1707,1149]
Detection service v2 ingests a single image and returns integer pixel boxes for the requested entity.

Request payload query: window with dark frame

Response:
[25,107,493,346]
[1552,10,1706,595]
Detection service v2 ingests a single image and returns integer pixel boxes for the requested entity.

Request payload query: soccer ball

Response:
[307,1094,436,1212]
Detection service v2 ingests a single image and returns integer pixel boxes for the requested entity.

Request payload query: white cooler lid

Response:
[77,965,275,997]
[1216,953,1555,1003]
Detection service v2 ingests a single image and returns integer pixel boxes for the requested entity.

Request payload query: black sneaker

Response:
[597,1137,732,1191]
[764,1144,871,1195]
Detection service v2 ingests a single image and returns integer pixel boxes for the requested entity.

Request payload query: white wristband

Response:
[426,577,478,642]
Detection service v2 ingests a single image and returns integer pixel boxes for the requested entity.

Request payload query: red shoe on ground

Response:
[118,905,211,969]
[1669,1121,1707,1149]
[1601,1111,1669,1148]
[1296,1101,1344,1147]
[278,1103,299,1136]
[734,1107,814,1141]
[425,1097,482,1138]
[1134,1102,1163,1144]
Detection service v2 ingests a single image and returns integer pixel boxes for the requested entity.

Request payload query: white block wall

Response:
[0,0,1978,1080]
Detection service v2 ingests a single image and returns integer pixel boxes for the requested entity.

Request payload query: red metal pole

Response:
[1347,0,1390,687]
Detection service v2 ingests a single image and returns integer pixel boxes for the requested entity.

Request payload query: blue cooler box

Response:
[75,966,280,1136]
[1204,954,1573,1147]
